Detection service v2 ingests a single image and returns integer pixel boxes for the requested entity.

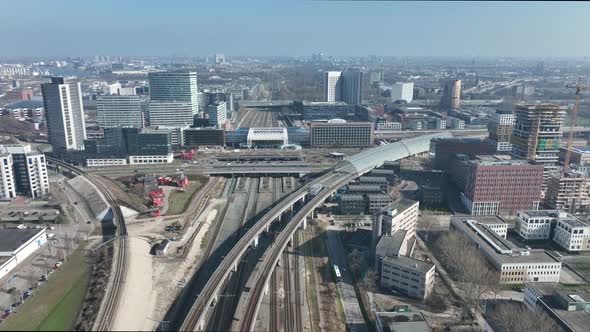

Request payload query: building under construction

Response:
[511,103,567,178]
[545,172,590,215]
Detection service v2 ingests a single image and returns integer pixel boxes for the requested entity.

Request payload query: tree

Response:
[433,230,500,317]
[347,249,364,277]
[489,302,562,332]
[363,270,379,292]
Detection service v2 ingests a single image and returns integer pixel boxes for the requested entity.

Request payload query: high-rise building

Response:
[207,101,227,127]
[148,101,193,127]
[323,71,342,102]
[390,82,414,103]
[0,145,49,199]
[310,121,373,147]
[431,137,496,171]
[545,173,590,215]
[96,95,142,128]
[441,79,461,109]
[323,70,363,104]
[41,77,87,152]
[488,110,515,152]
[148,70,199,116]
[341,70,363,105]
[511,103,566,175]
[457,155,544,215]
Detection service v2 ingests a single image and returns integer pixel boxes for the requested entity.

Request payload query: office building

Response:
[376,122,402,131]
[458,155,543,215]
[524,283,590,332]
[310,121,373,148]
[6,88,33,101]
[446,117,465,129]
[488,110,515,152]
[41,77,87,152]
[441,79,461,109]
[323,70,363,104]
[451,217,561,284]
[560,146,590,167]
[545,172,590,214]
[0,145,49,199]
[391,82,414,103]
[148,101,193,127]
[431,137,496,171]
[372,199,419,250]
[301,101,356,121]
[183,128,225,146]
[324,71,342,103]
[516,210,562,241]
[339,194,366,214]
[215,54,226,64]
[84,127,173,165]
[148,70,199,115]
[553,216,590,251]
[511,103,566,174]
[96,95,142,128]
[0,228,48,279]
[207,101,227,127]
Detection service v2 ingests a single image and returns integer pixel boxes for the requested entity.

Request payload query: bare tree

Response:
[433,230,499,316]
[363,270,379,292]
[489,302,562,332]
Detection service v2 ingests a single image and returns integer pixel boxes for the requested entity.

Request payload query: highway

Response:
[179,133,450,331]
[46,157,127,331]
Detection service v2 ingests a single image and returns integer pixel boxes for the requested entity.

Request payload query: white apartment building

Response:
[96,95,143,128]
[516,210,560,240]
[208,101,227,127]
[492,111,516,126]
[452,217,561,284]
[553,217,590,251]
[377,122,402,132]
[0,154,15,200]
[41,77,87,152]
[0,145,49,199]
[148,101,193,127]
[391,82,414,103]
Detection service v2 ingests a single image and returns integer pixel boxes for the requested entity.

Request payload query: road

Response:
[325,228,368,332]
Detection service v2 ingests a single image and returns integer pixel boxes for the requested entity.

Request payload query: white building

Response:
[148,101,193,127]
[41,77,87,152]
[516,210,560,240]
[247,127,288,148]
[377,122,402,131]
[380,255,435,300]
[452,217,561,284]
[0,154,15,200]
[148,70,199,115]
[0,228,47,279]
[446,116,465,129]
[391,82,414,103]
[324,71,342,102]
[372,199,419,251]
[207,101,227,127]
[553,216,590,252]
[0,145,49,199]
[96,95,142,128]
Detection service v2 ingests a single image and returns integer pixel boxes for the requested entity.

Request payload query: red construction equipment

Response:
[152,197,163,207]
[180,149,195,160]
[158,175,189,188]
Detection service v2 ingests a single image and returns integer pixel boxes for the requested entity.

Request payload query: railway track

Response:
[47,158,127,331]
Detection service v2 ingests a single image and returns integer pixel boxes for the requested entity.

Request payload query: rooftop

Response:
[340,194,364,201]
[527,283,590,332]
[376,312,432,332]
[471,155,535,167]
[0,228,45,253]
[376,231,407,257]
[452,217,559,264]
[519,210,563,218]
[382,255,435,274]
[383,198,419,215]
[558,216,590,228]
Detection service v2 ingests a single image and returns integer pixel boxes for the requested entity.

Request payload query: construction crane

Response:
[563,79,590,174]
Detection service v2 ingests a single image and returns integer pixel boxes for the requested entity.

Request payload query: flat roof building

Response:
[96,95,143,128]
[0,228,47,279]
[451,216,561,284]
[310,121,373,148]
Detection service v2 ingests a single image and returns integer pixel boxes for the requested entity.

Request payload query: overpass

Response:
[180,132,452,331]
[207,165,312,177]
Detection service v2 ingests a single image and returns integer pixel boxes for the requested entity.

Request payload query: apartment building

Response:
[545,172,590,215]
[0,145,49,199]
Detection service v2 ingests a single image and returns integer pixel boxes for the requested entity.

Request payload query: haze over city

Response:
[2,1,590,57]
[2,1,590,332]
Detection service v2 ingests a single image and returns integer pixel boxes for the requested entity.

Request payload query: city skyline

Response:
[2,1,590,57]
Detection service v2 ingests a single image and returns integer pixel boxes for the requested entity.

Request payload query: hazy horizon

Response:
[2,0,590,58]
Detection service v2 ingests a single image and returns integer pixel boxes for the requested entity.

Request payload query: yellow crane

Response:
[563,79,590,174]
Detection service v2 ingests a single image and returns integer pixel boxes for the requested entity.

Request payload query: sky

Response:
[2,1,590,57]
